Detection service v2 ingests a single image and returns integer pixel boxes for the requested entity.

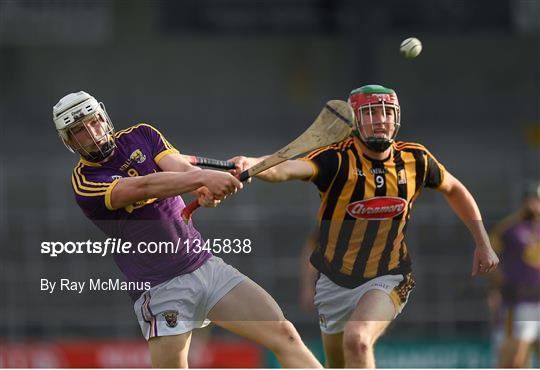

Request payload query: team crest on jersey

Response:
[162,310,179,328]
[130,149,146,164]
[397,169,407,185]
[346,197,407,220]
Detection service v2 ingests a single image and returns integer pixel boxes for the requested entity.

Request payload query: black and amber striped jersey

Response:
[301,138,446,288]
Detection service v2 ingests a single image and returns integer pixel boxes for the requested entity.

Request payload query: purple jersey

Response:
[71,123,211,300]
[491,212,540,303]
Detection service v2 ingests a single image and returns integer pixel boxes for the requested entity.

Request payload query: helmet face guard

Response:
[348,85,401,152]
[53,91,116,162]
[64,111,115,161]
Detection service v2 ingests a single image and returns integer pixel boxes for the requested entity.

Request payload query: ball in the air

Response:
[400,37,422,59]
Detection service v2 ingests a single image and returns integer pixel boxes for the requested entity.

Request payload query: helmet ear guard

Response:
[52,91,116,161]
[348,85,401,152]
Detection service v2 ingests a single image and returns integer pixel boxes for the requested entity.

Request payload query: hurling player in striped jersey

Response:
[230,84,499,368]
[53,91,322,368]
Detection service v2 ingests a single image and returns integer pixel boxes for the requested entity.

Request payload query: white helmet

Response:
[53,91,115,161]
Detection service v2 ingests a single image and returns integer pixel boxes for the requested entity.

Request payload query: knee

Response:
[275,320,302,344]
[343,324,375,358]
[343,333,371,358]
[508,356,527,368]
[267,320,303,352]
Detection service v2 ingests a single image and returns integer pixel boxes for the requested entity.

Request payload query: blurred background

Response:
[0,0,539,367]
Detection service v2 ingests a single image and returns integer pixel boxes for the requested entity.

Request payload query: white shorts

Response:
[133,256,246,340]
[505,302,540,342]
[314,273,415,334]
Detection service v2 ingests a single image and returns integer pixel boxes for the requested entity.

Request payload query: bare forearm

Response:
[111,171,204,209]
[159,153,202,173]
[141,171,204,198]
[440,172,499,274]
[245,156,312,182]
[158,153,204,195]
[248,156,289,182]
[443,184,490,246]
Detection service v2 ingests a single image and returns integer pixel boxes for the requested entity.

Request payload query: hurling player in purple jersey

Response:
[489,183,540,367]
[52,91,322,368]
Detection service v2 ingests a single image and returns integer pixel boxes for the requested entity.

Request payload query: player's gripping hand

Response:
[200,169,243,200]
[196,186,221,208]
[228,156,258,177]
[471,244,499,276]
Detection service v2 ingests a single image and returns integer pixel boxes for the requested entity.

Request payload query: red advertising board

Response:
[0,339,262,368]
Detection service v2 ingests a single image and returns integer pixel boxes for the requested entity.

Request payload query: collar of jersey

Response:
[79,157,102,167]
[78,150,118,168]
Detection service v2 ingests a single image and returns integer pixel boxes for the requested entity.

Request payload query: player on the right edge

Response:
[488,183,540,367]
[231,84,499,368]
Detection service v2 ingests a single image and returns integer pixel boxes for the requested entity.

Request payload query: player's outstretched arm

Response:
[157,152,224,208]
[437,171,499,276]
[109,170,242,210]
[229,155,314,182]
[158,152,201,173]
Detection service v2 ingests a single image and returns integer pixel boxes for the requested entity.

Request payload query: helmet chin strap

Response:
[353,127,392,153]
[81,140,115,162]
[363,137,392,152]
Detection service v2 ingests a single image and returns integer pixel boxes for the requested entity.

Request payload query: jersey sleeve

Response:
[138,124,179,164]
[300,147,340,193]
[424,149,446,189]
[71,163,120,216]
